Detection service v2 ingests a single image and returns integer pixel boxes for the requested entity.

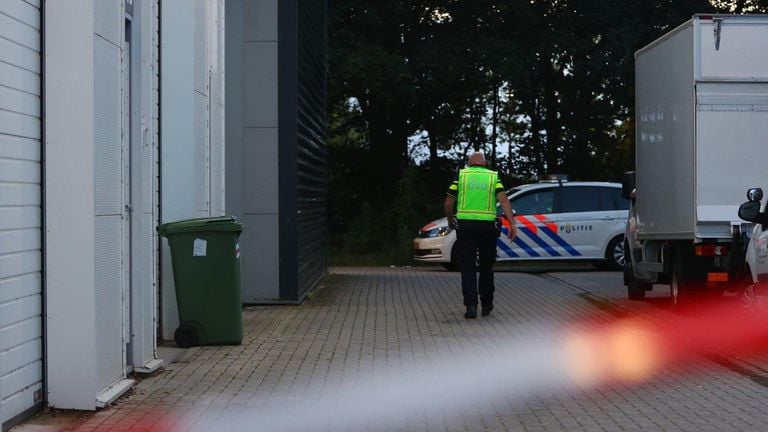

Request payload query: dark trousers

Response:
[455,219,497,306]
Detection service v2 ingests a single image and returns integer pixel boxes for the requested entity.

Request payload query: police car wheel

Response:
[604,236,625,271]
[446,247,460,271]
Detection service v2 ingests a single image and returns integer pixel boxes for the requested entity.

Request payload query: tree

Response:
[327,0,751,263]
[710,0,768,12]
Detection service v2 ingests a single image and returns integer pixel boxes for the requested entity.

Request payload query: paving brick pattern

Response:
[14,266,768,431]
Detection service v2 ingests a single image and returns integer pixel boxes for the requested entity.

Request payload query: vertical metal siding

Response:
[277,0,327,301]
[278,0,299,300]
[193,91,210,213]
[192,0,211,217]
[153,0,161,338]
[93,0,126,393]
[127,0,161,371]
[209,0,226,216]
[295,0,328,299]
[0,0,43,425]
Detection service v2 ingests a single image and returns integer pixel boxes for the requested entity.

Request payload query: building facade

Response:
[0,0,44,426]
[0,0,325,427]
[226,0,328,304]
[158,0,227,342]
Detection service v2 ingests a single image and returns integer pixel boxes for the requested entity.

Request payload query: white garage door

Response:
[0,0,44,427]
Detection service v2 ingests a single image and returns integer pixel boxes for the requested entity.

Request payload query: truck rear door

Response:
[694,16,768,238]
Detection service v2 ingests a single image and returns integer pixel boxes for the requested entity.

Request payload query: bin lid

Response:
[158,216,243,236]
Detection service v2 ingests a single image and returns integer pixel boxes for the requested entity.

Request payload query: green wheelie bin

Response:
[158,216,244,348]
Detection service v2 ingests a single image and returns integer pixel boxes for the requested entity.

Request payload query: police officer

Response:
[444,152,517,319]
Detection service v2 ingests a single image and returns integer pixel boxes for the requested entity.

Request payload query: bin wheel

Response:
[174,325,198,348]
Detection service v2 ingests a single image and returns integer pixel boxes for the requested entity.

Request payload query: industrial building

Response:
[0,0,326,428]
[225,0,328,304]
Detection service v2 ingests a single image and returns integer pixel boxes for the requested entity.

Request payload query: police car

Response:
[413,181,629,270]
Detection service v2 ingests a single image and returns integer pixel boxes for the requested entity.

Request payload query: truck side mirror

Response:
[621,171,636,200]
[747,188,763,202]
[738,201,762,223]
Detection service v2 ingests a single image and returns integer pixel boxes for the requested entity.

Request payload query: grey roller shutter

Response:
[0,0,44,427]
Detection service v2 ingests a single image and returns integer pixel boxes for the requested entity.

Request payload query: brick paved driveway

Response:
[14,266,768,431]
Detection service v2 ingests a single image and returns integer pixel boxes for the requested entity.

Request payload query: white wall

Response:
[160,0,226,340]
[128,0,163,374]
[93,0,126,400]
[45,0,161,410]
[44,0,99,410]
[0,0,44,425]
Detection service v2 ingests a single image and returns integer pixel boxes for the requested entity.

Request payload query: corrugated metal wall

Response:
[228,0,326,303]
[294,0,328,299]
[93,0,126,394]
[277,0,328,301]
[0,0,43,426]
[128,0,162,374]
[152,0,161,354]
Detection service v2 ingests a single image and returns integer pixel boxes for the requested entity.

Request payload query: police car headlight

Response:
[422,226,451,238]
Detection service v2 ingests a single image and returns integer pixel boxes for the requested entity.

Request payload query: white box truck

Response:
[623,14,768,305]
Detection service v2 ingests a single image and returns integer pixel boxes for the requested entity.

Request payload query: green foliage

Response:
[330,167,445,266]
[709,0,768,12]
[328,0,752,264]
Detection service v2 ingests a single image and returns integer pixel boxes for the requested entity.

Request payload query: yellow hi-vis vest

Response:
[456,167,498,221]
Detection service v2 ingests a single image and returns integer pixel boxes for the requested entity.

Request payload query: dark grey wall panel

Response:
[243,128,279,214]
[243,42,278,128]
[294,0,328,300]
[244,0,277,42]
[278,0,327,302]
[241,214,280,300]
[278,0,299,301]
[228,0,326,303]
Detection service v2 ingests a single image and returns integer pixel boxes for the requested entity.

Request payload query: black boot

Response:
[465,305,477,319]
[481,303,494,317]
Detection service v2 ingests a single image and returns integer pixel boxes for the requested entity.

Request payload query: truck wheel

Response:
[604,235,625,271]
[624,244,650,300]
[670,264,693,308]
[627,283,647,300]
[671,265,681,307]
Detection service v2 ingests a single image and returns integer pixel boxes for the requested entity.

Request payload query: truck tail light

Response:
[707,272,729,283]
[694,244,729,256]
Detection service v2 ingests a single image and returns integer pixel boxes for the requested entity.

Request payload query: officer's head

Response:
[468,152,487,167]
